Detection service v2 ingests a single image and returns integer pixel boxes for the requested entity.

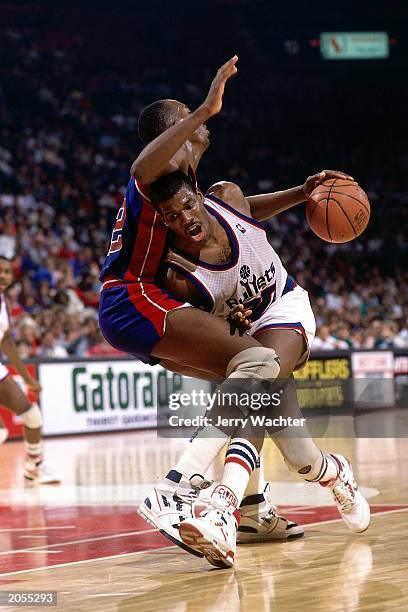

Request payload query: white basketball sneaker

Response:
[24,462,61,485]
[321,454,370,533]
[138,476,213,558]
[238,483,304,543]
[179,497,240,569]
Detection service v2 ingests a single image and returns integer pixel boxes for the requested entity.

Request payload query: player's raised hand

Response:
[302,170,355,199]
[201,55,238,118]
[227,304,252,336]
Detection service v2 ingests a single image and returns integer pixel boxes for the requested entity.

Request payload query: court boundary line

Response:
[0,528,156,557]
[1,505,407,578]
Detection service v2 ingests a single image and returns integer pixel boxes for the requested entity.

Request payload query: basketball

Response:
[306,178,370,243]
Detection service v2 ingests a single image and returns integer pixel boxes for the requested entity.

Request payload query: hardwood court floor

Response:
[0,415,408,611]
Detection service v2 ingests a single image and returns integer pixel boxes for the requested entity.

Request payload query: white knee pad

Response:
[226,347,281,381]
[276,437,324,479]
[20,404,42,429]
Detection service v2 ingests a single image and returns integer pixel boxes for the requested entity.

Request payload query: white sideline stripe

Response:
[0,545,174,577]
[19,536,66,539]
[82,593,145,599]
[11,550,63,554]
[2,506,408,577]
[0,526,75,533]
[0,529,155,556]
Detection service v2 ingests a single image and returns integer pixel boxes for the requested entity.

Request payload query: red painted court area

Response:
[1,504,407,575]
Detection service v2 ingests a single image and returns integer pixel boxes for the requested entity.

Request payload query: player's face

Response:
[178,105,210,147]
[160,187,211,243]
[0,259,13,293]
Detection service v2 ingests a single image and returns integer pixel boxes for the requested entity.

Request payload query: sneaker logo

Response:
[161,495,171,508]
[212,485,238,507]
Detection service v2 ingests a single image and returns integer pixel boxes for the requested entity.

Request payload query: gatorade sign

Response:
[39,360,184,435]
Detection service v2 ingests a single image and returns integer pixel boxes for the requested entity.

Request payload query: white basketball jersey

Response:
[166,195,289,321]
[0,294,10,343]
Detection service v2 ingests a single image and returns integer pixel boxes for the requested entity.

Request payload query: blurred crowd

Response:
[0,4,407,359]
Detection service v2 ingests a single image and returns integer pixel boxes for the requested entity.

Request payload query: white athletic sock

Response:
[162,425,228,488]
[305,452,339,483]
[212,438,259,507]
[24,441,43,465]
[243,455,268,498]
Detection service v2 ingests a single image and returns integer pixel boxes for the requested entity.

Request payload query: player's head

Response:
[150,171,212,243]
[0,257,13,293]
[138,100,209,148]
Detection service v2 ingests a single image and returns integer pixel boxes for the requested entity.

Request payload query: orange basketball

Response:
[306,178,370,243]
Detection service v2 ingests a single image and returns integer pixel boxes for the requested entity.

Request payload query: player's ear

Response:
[196,189,205,203]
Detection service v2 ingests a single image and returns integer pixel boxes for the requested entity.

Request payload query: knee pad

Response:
[20,404,42,429]
[226,347,281,381]
[279,439,324,480]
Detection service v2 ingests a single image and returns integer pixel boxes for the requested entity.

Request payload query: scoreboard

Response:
[320,32,389,60]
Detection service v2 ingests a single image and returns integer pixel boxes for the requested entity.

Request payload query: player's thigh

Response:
[0,377,30,414]
[152,307,260,377]
[159,358,222,383]
[254,328,305,378]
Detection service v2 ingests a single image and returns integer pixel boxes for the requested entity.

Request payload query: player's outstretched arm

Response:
[246,169,354,221]
[208,171,354,222]
[131,55,238,185]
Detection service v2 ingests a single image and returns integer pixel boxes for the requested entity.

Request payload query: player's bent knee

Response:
[20,404,42,429]
[226,347,281,381]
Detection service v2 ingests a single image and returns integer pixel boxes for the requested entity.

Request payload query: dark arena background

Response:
[0,1,407,610]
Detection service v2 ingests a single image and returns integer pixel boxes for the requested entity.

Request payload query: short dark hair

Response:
[150,171,196,208]
[138,100,185,144]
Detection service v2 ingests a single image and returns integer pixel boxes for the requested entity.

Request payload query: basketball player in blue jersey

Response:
[144,171,370,568]
[99,55,353,557]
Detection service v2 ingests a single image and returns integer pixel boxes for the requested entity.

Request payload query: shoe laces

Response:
[331,472,356,513]
[175,475,214,503]
[262,483,279,517]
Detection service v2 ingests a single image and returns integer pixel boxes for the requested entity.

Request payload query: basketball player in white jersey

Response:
[146,171,370,568]
[129,56,358,559]
[0,257,60,484]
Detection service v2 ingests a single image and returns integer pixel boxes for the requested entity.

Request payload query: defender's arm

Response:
[163,268,208,310]
[130,56,238,184]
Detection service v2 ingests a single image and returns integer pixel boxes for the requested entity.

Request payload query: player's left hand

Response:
[25,376,42,395]
[227,304,252,336]
[302,170,354,199]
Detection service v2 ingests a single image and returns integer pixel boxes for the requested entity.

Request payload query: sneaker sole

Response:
[347,500,371,534]
[179,522,234,569]
[138,504,204,558]
[237,529,305,544]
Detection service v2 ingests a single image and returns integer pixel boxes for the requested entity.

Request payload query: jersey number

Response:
[108,202,126,254]
[244,282,276,322]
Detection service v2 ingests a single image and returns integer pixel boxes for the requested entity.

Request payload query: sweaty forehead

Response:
[160,187,196,212]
